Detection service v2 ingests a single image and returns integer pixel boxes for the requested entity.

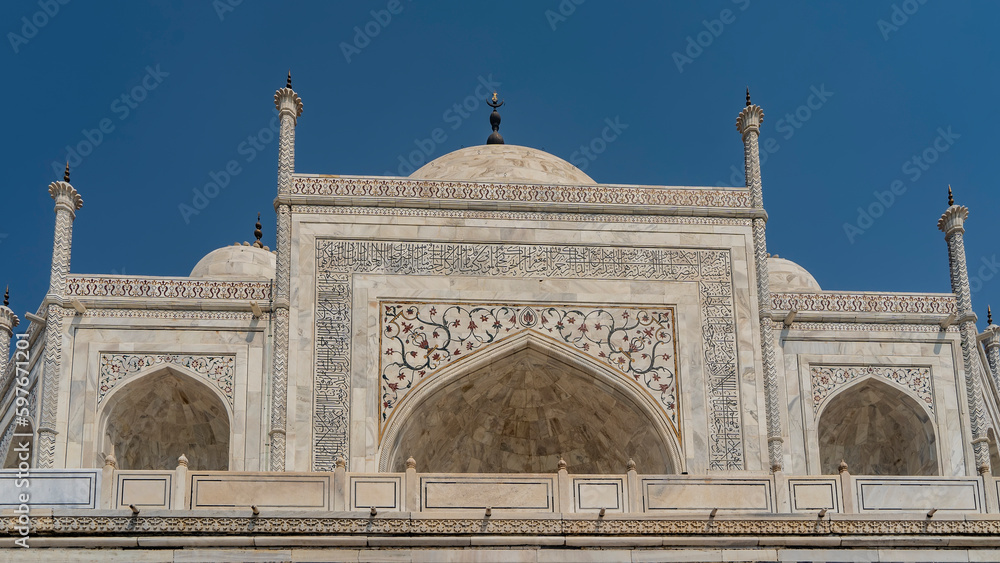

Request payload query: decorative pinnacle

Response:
[487,91,504,145]
[3,286,7,308]
[948,184,954,206]
[253,213,263,248]
[63,162,70,182]
[989,305,993,325]
[286,70,292,89]
[746,87,751,107]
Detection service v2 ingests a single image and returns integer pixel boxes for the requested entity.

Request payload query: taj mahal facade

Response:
[3,77,1000,562]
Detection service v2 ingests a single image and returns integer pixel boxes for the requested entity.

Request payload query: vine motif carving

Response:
[98,354,236,407]
[810,365,933,413]
[65,278,271,300]
[316,240,742,471]
[379,302,680,438]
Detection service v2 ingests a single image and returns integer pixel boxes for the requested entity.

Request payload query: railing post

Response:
[405,457,418,512]
[557,458,571,513]
[333,456,347,511]
[626,458,640,513]
[101,454,116,509]
[838,460,855,513]
[174,454,188,510]
[773,470,789,513]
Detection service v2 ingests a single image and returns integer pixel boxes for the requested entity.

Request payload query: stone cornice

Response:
[772,292,957,316]
[65,276,272,302]
[284,175,755,217]
[7,512,1000,539]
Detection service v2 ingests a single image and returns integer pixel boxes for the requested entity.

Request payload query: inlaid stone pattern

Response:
[66,277,271,300]
[810,365,933,413]
[315,240,742,471]
[292,176,753,208]
[773,292,957,314]
[379,302,679,438]
[98,354,236,408]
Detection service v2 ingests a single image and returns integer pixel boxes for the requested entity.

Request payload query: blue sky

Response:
[1,1,997,320]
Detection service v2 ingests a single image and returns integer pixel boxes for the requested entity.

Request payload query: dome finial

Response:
[989,305,993,325]
[63,162,70,183]
[3,285,8,308]
[948,184,954,206]
[486,91,505,145]
[253,212,263,248]
[286,70,292,89]
[746,86,751,107]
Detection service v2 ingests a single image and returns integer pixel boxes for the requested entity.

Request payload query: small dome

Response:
[768,256,821,292]
[411,144,596,185]
[190,245,275,279]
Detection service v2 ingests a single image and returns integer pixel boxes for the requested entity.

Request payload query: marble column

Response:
[270,73,303,471]
[37,165,83,468]
[0,288,19,382]
[938,192,991,474]
[981,307,1000,388]
[736,91,783,473]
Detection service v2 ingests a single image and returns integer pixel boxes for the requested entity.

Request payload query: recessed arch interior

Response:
[99,368,230,471]
[382,338,678,474]
[817,378,937,476]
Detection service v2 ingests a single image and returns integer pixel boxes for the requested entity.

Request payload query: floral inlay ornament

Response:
[379,302,679,439]
[810,365,933,413]
[99,354,236,407]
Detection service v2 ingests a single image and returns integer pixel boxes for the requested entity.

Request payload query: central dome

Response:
[410,144,596,185]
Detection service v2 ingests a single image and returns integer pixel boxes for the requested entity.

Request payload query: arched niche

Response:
[817,378,937,476]
[99,367,230,470]
[380,333,680,474]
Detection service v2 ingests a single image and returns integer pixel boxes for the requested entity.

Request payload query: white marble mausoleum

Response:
[4,77,1000,561]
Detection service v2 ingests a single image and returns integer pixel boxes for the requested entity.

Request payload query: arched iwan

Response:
[99,365,232,471]
[378,331,682,474]
[817,377,938,476]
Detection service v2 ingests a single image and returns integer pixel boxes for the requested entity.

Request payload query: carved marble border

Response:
[98,353,236,408]
[292,204,753,226]
[378,302,681,440]
[315,240,742,472]
[5,514,1000,536]
[810,364,934,413]
[773,293,957,314]
[82,309,265,321]
[292,176,753,208]
[66,278,271,300]
[788,322,959,333]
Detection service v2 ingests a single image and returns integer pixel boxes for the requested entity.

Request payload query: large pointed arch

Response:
[378,331,682,474]
[817,377,938,476]
[98,365,231,471]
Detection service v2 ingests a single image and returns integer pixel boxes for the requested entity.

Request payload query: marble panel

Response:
[572,477,625,512]
[421,475,555,511]
[189,472,331,509]
[856,477,983,512]
[642,477,773,512]
[115,471,172,509]
[349,474,402,510]
[787,477,840,512]
[0,469,99,508]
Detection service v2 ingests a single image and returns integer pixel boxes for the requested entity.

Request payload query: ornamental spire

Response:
[746,86,751,107]
[486,91,504,145]
[63,162,70,182]
[286,70,292,89]
[3,285,8,307]
[948,184,954,206]
[253,212,263,248]
[989,305,993,326]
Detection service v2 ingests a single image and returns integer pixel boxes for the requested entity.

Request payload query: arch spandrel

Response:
[378,329,682,474]
[378,302,681,446]
[98,366,231,471]
[817,377,938,476]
